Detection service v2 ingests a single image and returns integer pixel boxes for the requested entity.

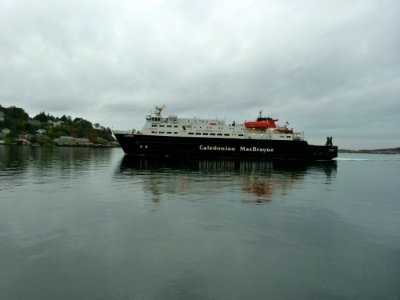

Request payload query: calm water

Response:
[0,146,399,300]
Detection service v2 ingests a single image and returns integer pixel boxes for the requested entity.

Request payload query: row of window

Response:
[152,124,179,128]
[150,124,240,131]
[150,131,246,137]
[152,131,179,134]
[191,126,238,130]
[188,132,226,136]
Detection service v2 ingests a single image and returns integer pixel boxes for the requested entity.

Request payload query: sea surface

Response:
[0,146,399,300]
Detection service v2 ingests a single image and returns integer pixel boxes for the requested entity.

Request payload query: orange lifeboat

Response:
[245,119,278,129]
[276,127,293,134]
[245,111,278,129]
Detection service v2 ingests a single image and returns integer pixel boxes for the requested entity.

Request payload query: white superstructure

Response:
[134,106,304,141]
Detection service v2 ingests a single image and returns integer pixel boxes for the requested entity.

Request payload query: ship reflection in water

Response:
[116,156,337,205]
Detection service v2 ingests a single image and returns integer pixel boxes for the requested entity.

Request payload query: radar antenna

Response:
[154,105,166,116]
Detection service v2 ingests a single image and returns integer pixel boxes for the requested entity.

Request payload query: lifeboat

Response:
[276,127,293,134]
[245,118,278,129]
[245,110,278,129]
[245,120,277,129]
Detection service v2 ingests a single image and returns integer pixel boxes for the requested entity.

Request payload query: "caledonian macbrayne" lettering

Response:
[240,146,274,153]
[199,145,274,153]
[199,145,235,151]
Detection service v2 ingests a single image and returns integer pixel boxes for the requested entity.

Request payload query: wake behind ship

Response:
[113,106,337,161]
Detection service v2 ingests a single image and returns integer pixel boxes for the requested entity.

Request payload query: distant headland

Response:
[338,148,400,154]
[0,104,117,147]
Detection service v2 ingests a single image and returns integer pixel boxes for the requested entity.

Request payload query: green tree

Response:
[5,106,29,120]
[34,112,48,122]
[34,111,56,122]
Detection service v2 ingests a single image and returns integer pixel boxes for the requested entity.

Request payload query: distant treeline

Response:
[0,104,115,145]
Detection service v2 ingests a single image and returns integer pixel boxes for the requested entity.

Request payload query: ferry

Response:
[113,105,337,160]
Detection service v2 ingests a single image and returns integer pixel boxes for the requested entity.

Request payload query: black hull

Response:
[114,134,337,161]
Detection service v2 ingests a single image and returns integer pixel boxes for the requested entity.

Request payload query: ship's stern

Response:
[309,145,338,160]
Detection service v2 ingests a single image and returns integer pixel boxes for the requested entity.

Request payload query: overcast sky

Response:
[1,0,399,149]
